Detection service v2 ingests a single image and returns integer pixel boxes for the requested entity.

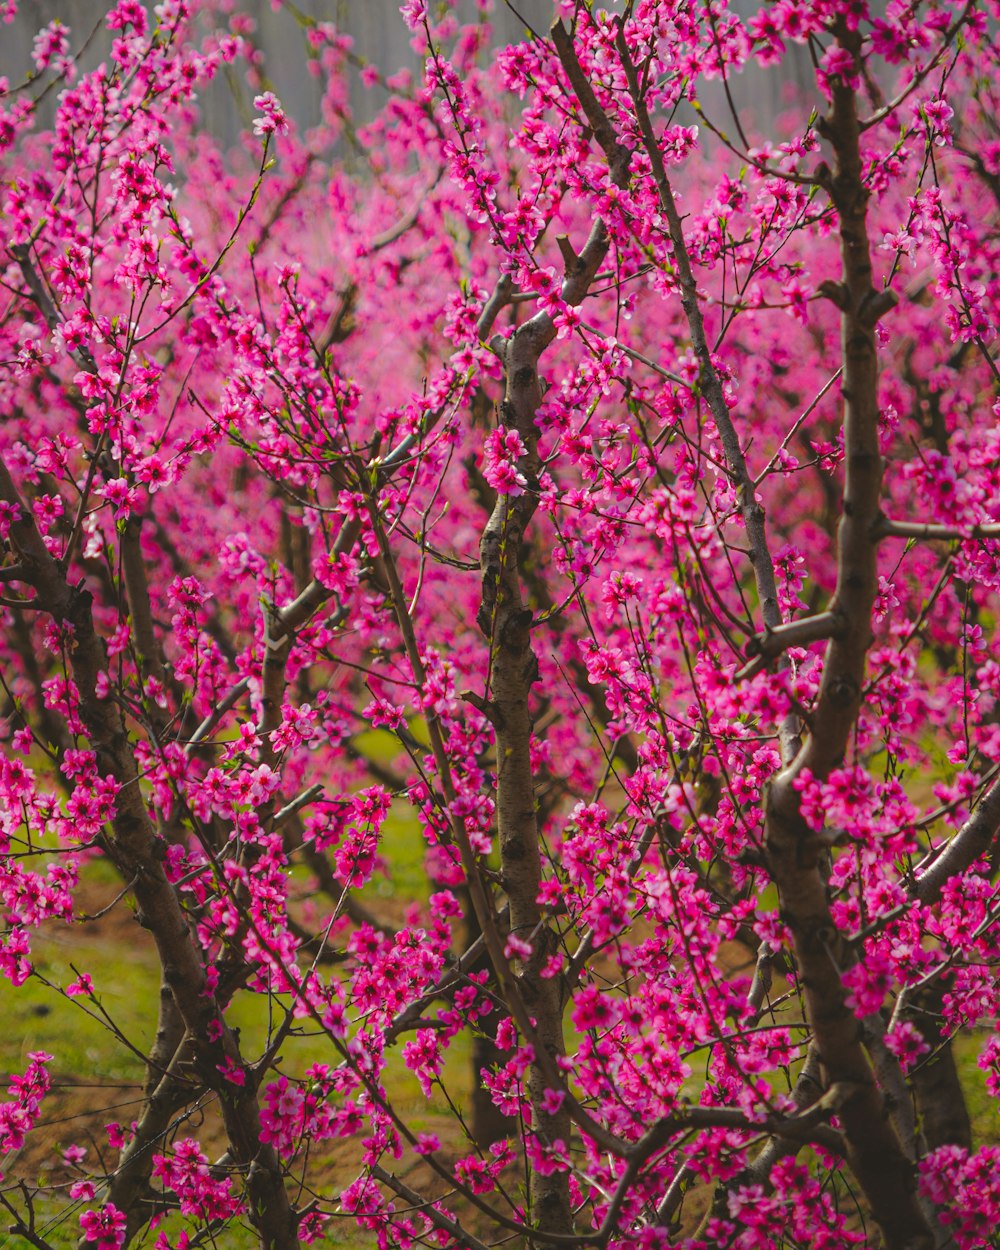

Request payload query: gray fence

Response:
[2,1,553,141]
[2,1,813,145]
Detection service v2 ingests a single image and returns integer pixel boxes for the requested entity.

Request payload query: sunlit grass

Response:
[0,758,479,1249]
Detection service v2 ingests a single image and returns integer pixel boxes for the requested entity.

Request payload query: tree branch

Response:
[874,516,1000,542]
[738,610,844,679]
[369,1166,492,1250]
[761,25,935,1248]
[0,457,301,1250]
[914,773,1000,904]
[608,20,797,763]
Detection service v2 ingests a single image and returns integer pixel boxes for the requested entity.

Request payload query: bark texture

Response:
[762,30,935,1250]
[479,325,573,1234]
[475,202,615,1238]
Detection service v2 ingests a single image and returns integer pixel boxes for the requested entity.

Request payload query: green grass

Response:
[954,1031,998,1148]
[0,769,473,1250]
[3,725,997,1249]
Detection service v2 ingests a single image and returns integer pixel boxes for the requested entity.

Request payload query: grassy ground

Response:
[0,776,470,1250]
[2,751,997,1248]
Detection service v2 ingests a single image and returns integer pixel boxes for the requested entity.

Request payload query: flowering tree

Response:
[0,0,999,1247]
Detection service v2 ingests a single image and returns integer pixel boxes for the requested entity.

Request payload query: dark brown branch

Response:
[874,517,1000,542]
[762,25,935,1249]
[369,1165,491,1250]
[185,677,251,755]
[102,1029,196,1247]
[10,243,98,375]
[906,979,972,1153]
[745,941,775,1025]
[738,610,844,679]
[859,2,975,132]
[475,274,514,342]
[914,774,1000,903]
[602,1096,844,1246]
[608,21,797,764]
[742,1046,825,1188]
[636,1100,846,1164]
[0,459,301,1250]
[273,783,325,828]
[551,20,631,186]
[120,516,171,746]
[474,198,613,1236]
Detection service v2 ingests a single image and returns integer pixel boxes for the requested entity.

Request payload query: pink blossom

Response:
[65,973,94,997]
[503,932,533,960]
[252,92,289,138]
[79,1204,126,1250]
